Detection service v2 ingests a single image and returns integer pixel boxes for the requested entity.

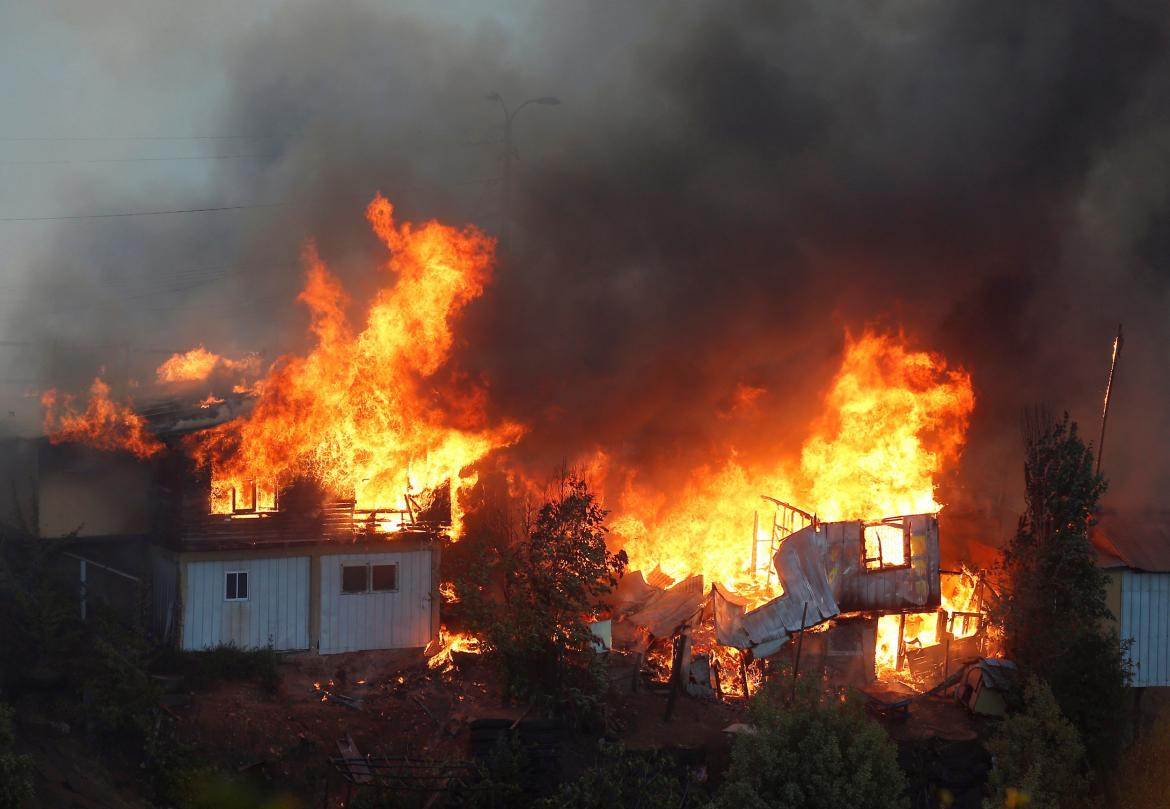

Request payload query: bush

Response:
[541,739,690,809]
[155,644,281,694]
[983,676,1089,809]
[0,703,34,809]
[713,680,907,809]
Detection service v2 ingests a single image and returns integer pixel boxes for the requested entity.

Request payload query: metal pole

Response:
[1097,323,1124,476]
[501,113,513,250]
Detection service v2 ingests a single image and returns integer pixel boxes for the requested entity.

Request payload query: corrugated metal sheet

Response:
[817,514,941,612]
[1122,570,1170,687]
[318,550,435,654]
[181,557,310,651]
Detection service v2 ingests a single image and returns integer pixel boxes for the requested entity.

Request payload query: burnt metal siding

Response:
[181,556,310,651]
[1122,570,1170,687]
[818,514,941,613]
[318,549,435,654]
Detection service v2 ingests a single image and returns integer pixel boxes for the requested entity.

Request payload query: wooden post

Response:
[943,630,952,691]
[631,652,643,693]
[896,613,907,671]
[664,632,689,722]
[739,653,751,699]
[791,601,809,704]
[79,558,87,621]
[751,511,759,574]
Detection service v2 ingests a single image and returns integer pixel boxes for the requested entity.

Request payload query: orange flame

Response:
[41,377,163,458]
[611,332,975,599]
[186,195,523,533]
[875,568,984,676]
[156,345,259,383]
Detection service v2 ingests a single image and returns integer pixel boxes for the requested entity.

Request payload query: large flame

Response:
[186,195,524,534]
[611,332,975,597]
[41,377,163,458]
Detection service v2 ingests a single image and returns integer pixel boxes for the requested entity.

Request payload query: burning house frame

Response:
[1,394,446,656]
[609,499,993,699]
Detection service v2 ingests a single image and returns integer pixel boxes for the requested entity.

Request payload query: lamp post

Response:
[486,92,560,249]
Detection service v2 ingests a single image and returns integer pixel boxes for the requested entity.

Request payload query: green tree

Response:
[997,411,1129,768]
[713,680,907,809]
[457,474,627,724]
[984,676,1089,809]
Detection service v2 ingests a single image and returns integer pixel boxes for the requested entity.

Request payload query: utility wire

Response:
[0,135,271,142]
[0,153,272,166]
[0,202,282,222]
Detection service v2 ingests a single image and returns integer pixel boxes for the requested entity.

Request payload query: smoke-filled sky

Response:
[3,0,1170,539]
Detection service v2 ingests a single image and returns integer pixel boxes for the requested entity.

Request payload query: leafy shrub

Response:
[541,739,690,809]
[0,703,34,809]
[155,644,281,694]
[983,676,1089,809]
[713,680,907,809]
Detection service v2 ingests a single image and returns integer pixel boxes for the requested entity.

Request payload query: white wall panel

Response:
[319,550,434,654]
[1122,570,1170,687]
[181,556,309,651]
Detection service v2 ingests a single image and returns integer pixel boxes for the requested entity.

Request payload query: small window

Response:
[342,565,369,594]
[371,564,398,592]
[225,570,248,601]
[863,521,911,571]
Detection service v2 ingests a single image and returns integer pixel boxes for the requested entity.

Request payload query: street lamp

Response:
[486,92,561,248]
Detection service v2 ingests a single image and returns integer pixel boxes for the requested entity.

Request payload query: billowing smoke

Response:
[8,0,1170,546]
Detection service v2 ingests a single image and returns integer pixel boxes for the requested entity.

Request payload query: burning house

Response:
[21,196,522,656]
[610,501,992,699]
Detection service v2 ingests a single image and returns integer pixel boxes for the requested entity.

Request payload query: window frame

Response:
[861,520,913,572]
[341,564,370,594]
[370,563,399,593]
[224,570,249,601]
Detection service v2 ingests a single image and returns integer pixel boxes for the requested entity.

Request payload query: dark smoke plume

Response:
[13,0,1170,547]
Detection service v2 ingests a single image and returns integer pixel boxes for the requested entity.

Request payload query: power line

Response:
[0,135,272,142]
[0,153,272,166]
[0,202,282,223]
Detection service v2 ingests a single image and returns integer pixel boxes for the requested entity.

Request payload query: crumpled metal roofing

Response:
[714,524,840,657]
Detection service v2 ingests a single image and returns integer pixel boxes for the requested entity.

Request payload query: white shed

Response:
[151,534,440,655]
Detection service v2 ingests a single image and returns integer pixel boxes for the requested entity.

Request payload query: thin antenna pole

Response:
[1097,324,1124,476]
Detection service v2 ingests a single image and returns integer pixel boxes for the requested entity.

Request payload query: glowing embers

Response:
[426,627,482,672]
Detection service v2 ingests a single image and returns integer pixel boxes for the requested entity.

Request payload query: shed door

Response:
[181,557,310,651]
